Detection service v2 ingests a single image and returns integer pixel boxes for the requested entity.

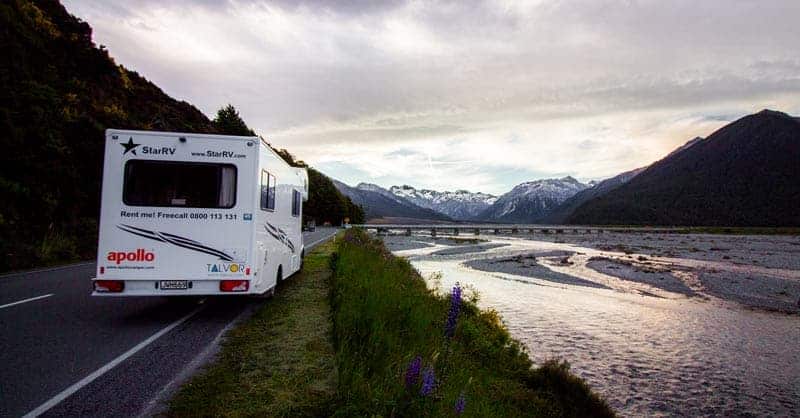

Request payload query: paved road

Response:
[0,228,338,418]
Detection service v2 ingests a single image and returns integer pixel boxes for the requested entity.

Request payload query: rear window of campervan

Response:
[123,160,237,208]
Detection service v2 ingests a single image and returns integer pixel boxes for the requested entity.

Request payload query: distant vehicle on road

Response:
[94,129,308,296]
[303,220,316,232]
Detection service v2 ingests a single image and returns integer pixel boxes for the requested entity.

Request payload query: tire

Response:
[277,265,283,282]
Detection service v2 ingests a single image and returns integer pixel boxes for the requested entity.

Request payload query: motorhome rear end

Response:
[94,129,308,296]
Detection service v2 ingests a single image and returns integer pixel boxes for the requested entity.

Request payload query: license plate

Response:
[160,280,189,290]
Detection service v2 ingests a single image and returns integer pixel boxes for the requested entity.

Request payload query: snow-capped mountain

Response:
[479,176,590,222]
[389,185,497,221]
[355,183,407,204]
[336,177,591,223]
[333,181,451,221]
[542,168,645,224]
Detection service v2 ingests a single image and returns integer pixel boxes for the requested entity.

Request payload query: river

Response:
[388,234,800,417]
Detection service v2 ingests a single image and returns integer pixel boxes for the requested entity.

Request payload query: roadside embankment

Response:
[330,228,611,417]
[168,230,613,416]
[168,240,338,416]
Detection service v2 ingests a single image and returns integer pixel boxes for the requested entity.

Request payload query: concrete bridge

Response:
[352,224,684,237]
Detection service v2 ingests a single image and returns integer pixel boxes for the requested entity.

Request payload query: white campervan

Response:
[93,129,308,296]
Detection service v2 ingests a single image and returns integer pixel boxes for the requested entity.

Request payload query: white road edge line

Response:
[0,261,94,279]
[306,232,337,250]
[0,294,54,310]
[136,303,257,418]
[22,304,206,418]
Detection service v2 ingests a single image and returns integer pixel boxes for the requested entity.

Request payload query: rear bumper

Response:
[90,278,254,296]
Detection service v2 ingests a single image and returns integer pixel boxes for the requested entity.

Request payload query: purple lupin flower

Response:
[420,366,436,396]
[454,391,466,415]
[404,356,422,389]
[444,284,462,338]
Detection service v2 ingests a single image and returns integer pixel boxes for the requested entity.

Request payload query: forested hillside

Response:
[0,0,360,271]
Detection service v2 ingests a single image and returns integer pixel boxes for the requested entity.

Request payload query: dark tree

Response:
[213,104,256,136]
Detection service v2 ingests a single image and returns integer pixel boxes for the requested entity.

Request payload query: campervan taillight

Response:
[220,280,249,292]
[94,280,125,293]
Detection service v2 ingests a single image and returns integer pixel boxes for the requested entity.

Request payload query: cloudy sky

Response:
[65,0,800,195]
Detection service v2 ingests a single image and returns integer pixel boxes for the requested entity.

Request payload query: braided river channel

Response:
[384,232,800,417]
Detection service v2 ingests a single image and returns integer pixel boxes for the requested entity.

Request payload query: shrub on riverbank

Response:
[330,228,613,417]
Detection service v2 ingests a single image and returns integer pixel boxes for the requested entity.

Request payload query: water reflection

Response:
[395,236,800,417]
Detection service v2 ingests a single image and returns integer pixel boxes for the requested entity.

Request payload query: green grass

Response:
[168,231,613,417]
[330,229,613,417]
[167,241,338,417]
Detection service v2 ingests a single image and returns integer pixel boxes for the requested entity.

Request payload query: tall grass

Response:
[330,229,614,417]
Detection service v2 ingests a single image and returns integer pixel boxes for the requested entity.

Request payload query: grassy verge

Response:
[168,240,338,417]
[331,229,613,417]
[169,231,612,417]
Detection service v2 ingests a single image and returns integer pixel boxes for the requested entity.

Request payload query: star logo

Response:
[121,137,140,155]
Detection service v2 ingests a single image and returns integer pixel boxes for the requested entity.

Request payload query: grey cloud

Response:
[73,0,408,20]
[63,0,800,190]
[268,0,406,16]
[68,0,800,130]
[67,0,236,19]
[385,148,421,157]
